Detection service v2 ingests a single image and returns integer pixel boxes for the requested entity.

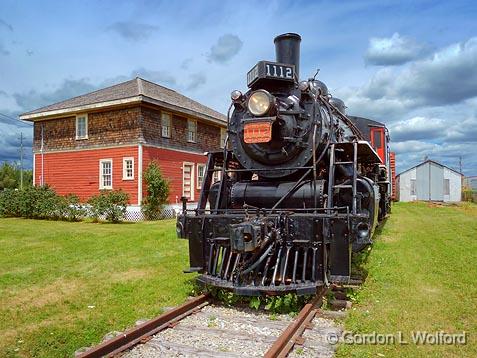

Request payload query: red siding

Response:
[142,146,208,204]
[390,151,396,201]
[34,146,139,203]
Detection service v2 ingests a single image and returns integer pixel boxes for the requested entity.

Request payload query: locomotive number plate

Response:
[247,61,295,87]
[244,121,273,143]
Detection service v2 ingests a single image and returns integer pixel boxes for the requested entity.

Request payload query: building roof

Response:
[396,159,463,177]
[19,77,227,125]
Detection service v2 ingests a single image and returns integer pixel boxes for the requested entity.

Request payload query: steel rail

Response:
[77,293,210,358]
[264,287,327,358]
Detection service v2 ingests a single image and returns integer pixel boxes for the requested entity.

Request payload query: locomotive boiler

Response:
[177,33,392,295]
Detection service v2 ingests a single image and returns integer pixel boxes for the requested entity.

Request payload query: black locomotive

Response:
[177,33,392,296]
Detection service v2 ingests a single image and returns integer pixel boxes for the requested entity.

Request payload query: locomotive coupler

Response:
[230,221,263,252]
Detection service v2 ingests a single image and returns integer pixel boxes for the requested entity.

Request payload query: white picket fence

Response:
[122,202,198,222]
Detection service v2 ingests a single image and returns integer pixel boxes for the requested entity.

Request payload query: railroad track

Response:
[77,287,345,358]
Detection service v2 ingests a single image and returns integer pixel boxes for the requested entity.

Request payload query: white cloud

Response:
[338,36,477,121]
[207,34,243,64]
[389,116,447,142]
[365,33,430,66]
[392,140,437,155]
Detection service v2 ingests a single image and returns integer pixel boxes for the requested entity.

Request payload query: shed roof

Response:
[397,159,463,177]
[19,77,227,125]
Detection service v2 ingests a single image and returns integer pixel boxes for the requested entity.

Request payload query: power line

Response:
[0,112,33,126]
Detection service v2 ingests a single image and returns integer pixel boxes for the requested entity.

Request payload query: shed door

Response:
[416,163,429,200]
[430,162,444,201]
[416,162,444,201]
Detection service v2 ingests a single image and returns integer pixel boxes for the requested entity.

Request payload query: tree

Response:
[0,162,32,190]
[142,161,170,220]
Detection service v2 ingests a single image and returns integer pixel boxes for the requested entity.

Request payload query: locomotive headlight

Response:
[247,90,273,116]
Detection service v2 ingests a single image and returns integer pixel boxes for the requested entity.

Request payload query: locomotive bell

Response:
[274,33,301,80]
[310,80,329,96]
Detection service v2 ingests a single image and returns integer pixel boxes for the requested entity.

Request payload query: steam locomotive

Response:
[177,33,393,296]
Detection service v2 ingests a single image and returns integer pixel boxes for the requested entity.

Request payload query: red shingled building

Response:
[20,78,227,208]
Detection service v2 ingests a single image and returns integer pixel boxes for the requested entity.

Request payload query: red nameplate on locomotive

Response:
[244,122,273,143]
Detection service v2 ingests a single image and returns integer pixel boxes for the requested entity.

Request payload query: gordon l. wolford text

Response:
[326,331,467,345]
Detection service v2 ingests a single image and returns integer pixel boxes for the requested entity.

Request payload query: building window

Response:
[161,112,171,138]
[220,127,227,148]
[410,179,416,196]
[197,164,206,189]
[76,114,88,139]
[100,159,113,189]
[123,157,134,180]
[444,179,450,195]
[183,163,194,201]
[187,119,197,143]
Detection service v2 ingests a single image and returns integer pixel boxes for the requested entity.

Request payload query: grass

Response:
[2,202,476,357]
[0,218,194,357]
[337,202,477,358]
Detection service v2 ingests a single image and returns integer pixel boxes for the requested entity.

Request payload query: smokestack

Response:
[274,33,301,80]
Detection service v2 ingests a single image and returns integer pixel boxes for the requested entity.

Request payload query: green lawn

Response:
[0,219,193,358]
[337,202,477,358]
[1,203,476,358]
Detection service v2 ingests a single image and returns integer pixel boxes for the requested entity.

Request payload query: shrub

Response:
[30,186,61,219]
[88,190,129,223]
[63,194,85,221]
[0,186,86,221]
[142,162,170,220]
[87,194,103,222]
[0,189,21,217]
[462,189,477,203]
[54,194,85,221]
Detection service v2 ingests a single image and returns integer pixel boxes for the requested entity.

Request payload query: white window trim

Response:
[99,159,113,190]
[182,162,195,201]
[220,127,227,148]
[122,157,134,180]
[161,112,172,138]
[197,163,206,189]
[187,119,197,143]
[76,114,88,140]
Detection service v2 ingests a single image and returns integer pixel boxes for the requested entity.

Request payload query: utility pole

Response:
[19,132,24,189]
[459,156,463,174]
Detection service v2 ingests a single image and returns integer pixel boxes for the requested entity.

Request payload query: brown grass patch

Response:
[109,268,152,282]
[381,235,398,243]
[421,285,441,295]
[1,279,85,309]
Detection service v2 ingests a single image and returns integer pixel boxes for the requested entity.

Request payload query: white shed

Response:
[396,160,462,202]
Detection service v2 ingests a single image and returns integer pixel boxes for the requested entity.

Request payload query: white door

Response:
[182,163,195,201]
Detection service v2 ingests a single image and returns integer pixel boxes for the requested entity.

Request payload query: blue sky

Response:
[1,0,476,175]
